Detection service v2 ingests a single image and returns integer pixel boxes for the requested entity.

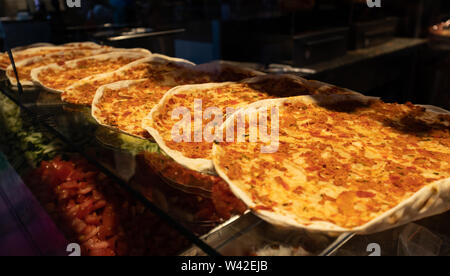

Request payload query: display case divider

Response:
[1,22,23,95]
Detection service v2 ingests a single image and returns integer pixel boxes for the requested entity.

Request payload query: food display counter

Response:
[0,63,358,256]
[0,38,449,257]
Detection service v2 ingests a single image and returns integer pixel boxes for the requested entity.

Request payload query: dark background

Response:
[0,0,449,109]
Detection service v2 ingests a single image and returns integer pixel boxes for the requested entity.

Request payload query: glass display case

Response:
[0,70,357,256]
[1,0,449,257]
[2,59,449,256]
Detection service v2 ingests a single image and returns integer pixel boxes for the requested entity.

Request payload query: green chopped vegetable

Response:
[0,93,63,168]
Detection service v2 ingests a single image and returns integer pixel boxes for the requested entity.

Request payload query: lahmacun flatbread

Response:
[62,54,195,105]
[242,74,362,98]
[212,94,450,234]
[0,42,112,71]
[10,43,54,52]
[92,79,173,139]
[0,46,68,71]
[31,51,150,93]
[6,48,114,87]
[305,80,362,96]
[160,60,265,85]
[142,82,273,174]
[191,60,266,82]
[62,42,105,49]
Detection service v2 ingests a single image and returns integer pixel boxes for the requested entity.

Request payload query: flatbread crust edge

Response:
[30,50,151,93]
[193,60,266,77]
[306,79,362,96]
[62,42,103,49]
[242,74,364,99]
[212,94,450,235]
[11,43,55,52]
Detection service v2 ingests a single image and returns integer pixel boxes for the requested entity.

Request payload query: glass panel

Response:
[0,88,207,256]
[0,76,354,255]
[182,212,354,256]
[333,212,450,256]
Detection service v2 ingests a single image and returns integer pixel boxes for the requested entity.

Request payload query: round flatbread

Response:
[31,51,150,93]
[212,94,450,234]
[63,54,195,105]
[191,60,266,82]
[11,43,55,52]
[92,79,173,139]
[62,42,105,49]
[143,81,274,174]
[0,42,112,71]
[0,46,68,71]
[6,48,114,87]
[158,60,266,85]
